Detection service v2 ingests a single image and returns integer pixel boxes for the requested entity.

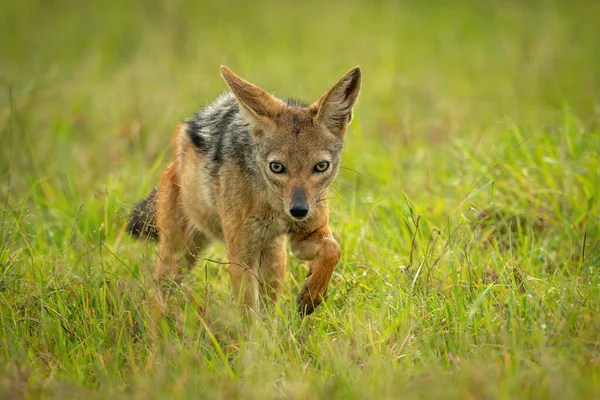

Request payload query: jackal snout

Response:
[289,187,309,220]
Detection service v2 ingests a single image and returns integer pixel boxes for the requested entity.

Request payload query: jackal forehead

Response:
[266,149,333,163]
[259,132,343,159]
[275,109,315,135]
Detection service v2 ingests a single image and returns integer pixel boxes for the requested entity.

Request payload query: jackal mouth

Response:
[289,214,310,222]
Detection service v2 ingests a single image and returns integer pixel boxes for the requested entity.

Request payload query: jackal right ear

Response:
[220,66,285,126]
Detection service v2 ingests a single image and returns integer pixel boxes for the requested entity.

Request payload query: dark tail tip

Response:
[126,189,159,241]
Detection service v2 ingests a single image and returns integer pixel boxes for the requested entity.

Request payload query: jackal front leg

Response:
[221,221,262,314]
[258,235,287,304]
[291,225,341,316]
[226,248,261,314]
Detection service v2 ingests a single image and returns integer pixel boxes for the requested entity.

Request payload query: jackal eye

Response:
[269,162,286,174]
[314,161,330,173]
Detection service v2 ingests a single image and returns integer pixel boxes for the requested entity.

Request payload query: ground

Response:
[1,0,599,399]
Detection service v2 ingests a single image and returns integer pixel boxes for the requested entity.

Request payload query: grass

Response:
[1,0,600,398]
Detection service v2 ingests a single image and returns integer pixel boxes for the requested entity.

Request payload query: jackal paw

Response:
[296,284,323,317]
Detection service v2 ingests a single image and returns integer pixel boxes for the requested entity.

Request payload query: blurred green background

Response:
[3,0,599,197]
[1,0,599,398]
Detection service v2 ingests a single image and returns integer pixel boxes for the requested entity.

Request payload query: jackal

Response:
[127,65,361,316]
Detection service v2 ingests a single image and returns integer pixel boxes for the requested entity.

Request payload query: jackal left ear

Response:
[313,66,362,137]
[220,66,285,127]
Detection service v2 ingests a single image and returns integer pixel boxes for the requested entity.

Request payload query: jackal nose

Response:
[290,188,309,219]
[289,204,309,219]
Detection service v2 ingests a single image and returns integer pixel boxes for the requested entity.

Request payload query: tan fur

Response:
[149,66,361,316]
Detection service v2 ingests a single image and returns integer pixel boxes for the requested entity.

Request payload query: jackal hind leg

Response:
[182,226,211,270]
[154,166,188,304]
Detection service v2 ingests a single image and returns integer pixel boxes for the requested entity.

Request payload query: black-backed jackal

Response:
[127,66,361,316]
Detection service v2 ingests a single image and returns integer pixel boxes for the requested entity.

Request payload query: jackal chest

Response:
[245,212,290,241]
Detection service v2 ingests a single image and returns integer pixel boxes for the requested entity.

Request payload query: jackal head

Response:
[221,65,361,221]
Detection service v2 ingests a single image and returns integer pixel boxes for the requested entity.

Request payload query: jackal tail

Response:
[126,188,159,241]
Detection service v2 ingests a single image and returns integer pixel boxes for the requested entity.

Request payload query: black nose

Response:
[290,188,309,219]
[289,204,309,219]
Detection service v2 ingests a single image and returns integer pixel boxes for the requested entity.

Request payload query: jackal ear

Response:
[220,66,284,126]
[313,66,361,137]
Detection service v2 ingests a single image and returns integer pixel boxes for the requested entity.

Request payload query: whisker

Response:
[329,186,342,195]
[265,185,286,203]
[340,166,363,176]
[331,181,356,190]
[327,186,349,202]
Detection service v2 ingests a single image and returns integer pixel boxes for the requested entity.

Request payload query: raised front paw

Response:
[296,283,324,317]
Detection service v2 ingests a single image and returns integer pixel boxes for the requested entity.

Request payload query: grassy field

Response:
[2,0,600,398]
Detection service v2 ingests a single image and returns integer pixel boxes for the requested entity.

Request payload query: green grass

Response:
[2,0,600,398]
